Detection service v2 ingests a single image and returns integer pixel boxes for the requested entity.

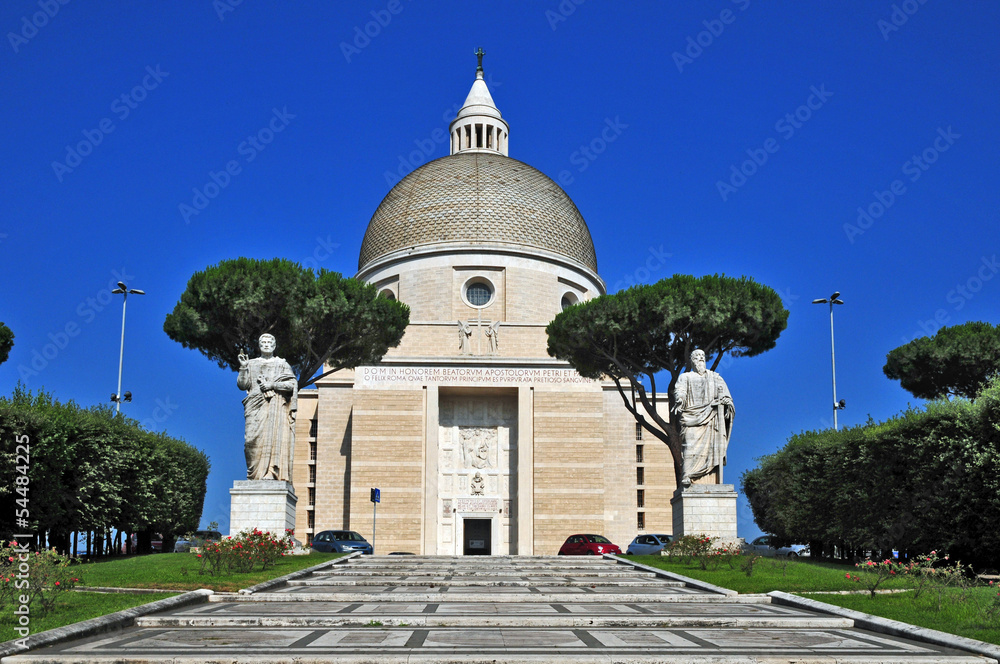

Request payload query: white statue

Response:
[485,320,500,354]
[458,320,472,354]
[237,333,298,481]
[672,349,734,486]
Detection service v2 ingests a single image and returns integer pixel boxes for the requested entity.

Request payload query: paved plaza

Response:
[4,555,995,663]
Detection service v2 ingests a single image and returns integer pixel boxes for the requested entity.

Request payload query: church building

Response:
[291,58,676,555]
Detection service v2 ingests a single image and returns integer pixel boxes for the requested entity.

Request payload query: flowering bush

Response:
[845,558,906,597]
[197,529,293,576]
[667,534,716,567]
[0,541,80,615]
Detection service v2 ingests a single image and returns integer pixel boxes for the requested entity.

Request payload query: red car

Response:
[558,534,621,556]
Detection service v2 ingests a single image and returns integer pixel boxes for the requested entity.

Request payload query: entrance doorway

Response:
[462,518,492,555]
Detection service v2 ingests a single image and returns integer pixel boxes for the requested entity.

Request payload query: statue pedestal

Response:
[229,480,297,538]
[671,484,738,544]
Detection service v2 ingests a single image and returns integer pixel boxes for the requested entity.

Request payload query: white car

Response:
[743,535,809,558]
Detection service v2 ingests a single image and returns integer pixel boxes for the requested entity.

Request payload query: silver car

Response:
[626,533,674,555]
[744,535,809,558]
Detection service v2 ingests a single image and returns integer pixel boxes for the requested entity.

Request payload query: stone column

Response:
[670,484,738,545]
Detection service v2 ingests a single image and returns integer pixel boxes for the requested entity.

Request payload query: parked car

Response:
[626,533,674,555]
[311,530,374,554]
[558,534,621,556]
[150,534,164,553]
[174,530,223,553]
[743,535,810,558]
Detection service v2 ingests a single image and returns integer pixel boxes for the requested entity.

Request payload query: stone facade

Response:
[293,65,685,555]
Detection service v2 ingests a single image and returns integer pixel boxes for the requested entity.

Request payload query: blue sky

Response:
[1,1,997,541]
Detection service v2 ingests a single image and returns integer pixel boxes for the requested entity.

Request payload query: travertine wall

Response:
[532,389,606,554]
[291,392,318,539]
[348,389,425,554]
[310,383,354,536]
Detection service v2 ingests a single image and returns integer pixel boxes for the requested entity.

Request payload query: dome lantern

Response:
[449,49,509,157]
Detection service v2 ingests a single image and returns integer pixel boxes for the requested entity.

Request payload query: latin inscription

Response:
[357,366,594,386]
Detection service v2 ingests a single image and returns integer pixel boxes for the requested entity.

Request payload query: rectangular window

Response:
[637,512,645,530]
[635,445,643,463]
[307,511,315,529]
[486,125,493,148]
[475,124,483,148]
[637,489,645,508]
[309,466,316,484]
[308,487,315,506]
[309,420,318,437]
[309,441,317,461]
[637,466,644,486]
[635,423,643,440]
[465,125,471,149]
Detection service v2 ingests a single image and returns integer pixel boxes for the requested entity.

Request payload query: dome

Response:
[358,152,598,272]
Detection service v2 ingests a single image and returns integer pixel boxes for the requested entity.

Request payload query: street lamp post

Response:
[812,292,846,430]
[111,282,145,413]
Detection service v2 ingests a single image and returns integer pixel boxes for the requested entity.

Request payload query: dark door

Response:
[463,518,491,555]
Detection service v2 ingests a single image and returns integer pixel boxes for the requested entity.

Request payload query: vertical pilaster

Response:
[422,384,439,554]
[517,385,534,554]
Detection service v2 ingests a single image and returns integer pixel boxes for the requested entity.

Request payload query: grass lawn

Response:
[627,555,1000,645]
[803,588,1000,645]
[0,591,177,644]
[75,551,343,592]
[626,554,891,594]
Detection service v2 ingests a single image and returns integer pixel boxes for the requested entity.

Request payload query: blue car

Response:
[311,530,373,554]
[626,533,674,555]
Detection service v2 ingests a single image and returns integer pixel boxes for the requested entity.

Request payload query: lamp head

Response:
[123,391,132,402]
[812,298,828,304]
[129,289,145,295]
[112,288,124,294]
[117,281,127,290]
[833,299,844,305]
[831,291,841,299]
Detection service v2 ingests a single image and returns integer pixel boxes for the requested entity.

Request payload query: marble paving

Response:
[3,555,994,663]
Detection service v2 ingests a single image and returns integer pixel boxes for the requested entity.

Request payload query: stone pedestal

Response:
[229,480,297,537]
[671,484,738,544]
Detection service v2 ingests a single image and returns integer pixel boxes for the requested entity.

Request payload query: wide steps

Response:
[285,577,680,587]
[8,555,991,663]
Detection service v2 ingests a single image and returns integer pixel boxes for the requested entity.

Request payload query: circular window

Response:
[561,292,579,310]
[463,278,495,308]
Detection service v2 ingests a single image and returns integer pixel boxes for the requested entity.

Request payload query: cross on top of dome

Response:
[450,49,508,156]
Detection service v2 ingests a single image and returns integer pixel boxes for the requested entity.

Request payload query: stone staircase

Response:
[3,555,994,662]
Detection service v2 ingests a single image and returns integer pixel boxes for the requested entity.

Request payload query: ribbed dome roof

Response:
[358,153,597,272]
